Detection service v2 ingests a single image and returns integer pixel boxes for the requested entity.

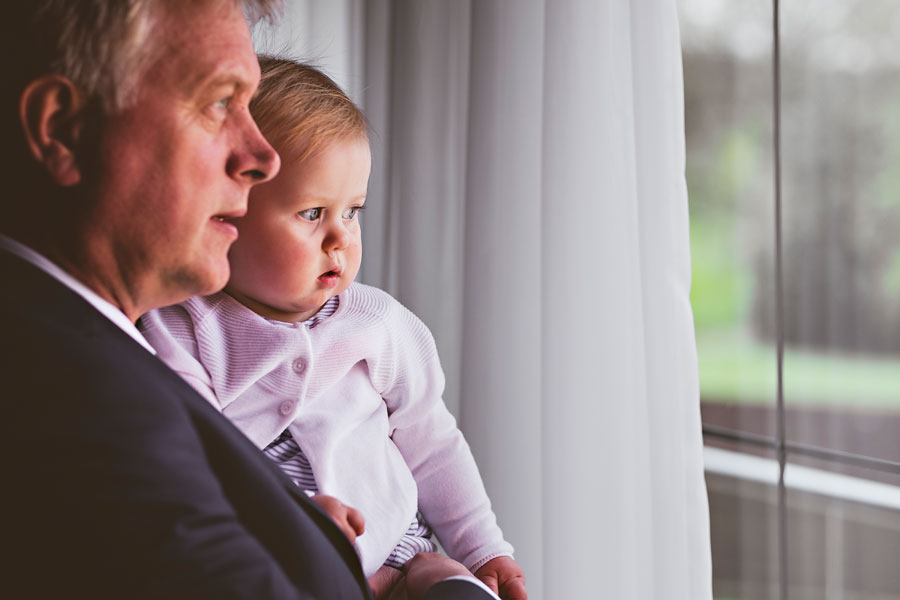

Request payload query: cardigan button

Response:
[279,401,294,416]
[292,358,306,374]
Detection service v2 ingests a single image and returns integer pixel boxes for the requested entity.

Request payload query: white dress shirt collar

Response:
[0,234,156,354]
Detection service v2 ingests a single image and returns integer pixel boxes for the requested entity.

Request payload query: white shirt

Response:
[0,234,156,354]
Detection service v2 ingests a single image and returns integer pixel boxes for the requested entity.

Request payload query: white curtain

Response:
[256,1,711,598]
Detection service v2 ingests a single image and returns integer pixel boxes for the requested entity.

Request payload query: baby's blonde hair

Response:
[250,56,368,163]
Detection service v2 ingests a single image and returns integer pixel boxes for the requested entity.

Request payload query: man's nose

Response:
[227,110,281,184]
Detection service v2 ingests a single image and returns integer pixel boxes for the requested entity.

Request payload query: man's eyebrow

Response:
[188,65,255,98]
[197,75,247,94]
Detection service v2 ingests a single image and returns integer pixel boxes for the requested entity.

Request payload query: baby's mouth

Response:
[317,267,342,288]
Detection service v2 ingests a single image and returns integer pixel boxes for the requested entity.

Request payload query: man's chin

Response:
[196,265,232,297]
[164,262,230,305]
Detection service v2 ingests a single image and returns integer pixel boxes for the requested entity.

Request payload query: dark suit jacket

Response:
[0,250,372,599]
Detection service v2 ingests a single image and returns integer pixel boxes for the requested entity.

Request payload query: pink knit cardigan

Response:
[141,283,513,576]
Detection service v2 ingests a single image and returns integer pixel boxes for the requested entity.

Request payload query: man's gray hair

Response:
[22,0,280,112]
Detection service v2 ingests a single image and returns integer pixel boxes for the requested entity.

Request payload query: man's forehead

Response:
[148,1,258,93]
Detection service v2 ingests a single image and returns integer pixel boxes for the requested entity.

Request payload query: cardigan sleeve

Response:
[140,305,220,409]
[380,304,514,572]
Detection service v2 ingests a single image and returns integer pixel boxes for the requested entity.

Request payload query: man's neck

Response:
[0,234,157,353]
[2,225,143,322]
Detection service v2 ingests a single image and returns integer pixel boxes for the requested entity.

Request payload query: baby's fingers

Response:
[500,576,527,600]
[346,504,366,536]
[310,494,365,543]
[475,556,527,600]
[475,572,499,594]
[333,513,360,543]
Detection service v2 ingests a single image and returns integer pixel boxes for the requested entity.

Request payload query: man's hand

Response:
[389,552,470,600]
[474,556,527,600]
[309,494,365,544]
[369,565,405,599]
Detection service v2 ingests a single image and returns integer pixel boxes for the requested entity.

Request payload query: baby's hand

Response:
[474,556,527,600]
[310,494,365,544]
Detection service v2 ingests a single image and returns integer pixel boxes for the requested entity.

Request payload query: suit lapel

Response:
[1,249,372,598]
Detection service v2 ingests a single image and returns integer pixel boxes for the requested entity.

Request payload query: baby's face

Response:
[224,137,370,322]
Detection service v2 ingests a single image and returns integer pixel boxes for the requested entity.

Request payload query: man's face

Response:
[85,1,279,315]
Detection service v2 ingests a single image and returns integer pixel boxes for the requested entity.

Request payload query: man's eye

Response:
[342,206,365,220]
[204,97,231,123]
[298,208,323,222]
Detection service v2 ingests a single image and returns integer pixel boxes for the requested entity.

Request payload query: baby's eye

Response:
[342,205,365,220]
[298,207,323,222]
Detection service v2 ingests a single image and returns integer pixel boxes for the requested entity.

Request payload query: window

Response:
[679,1,900,598]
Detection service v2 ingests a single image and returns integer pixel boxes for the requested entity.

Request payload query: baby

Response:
[140,56,526,600]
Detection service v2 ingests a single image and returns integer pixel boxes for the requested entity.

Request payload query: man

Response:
[1,1,496,598]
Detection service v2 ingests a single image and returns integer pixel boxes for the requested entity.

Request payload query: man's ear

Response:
[19,75,87,187]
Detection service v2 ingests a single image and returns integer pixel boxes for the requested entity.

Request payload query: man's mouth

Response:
[212,205,247,223]
[210,210,244,239]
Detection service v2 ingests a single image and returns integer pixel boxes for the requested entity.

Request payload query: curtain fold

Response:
[258,2,711,597]
[361,0,471,418]
[463,0,547,593]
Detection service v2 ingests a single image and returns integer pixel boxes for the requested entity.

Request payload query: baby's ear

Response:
[19,74,86,187]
